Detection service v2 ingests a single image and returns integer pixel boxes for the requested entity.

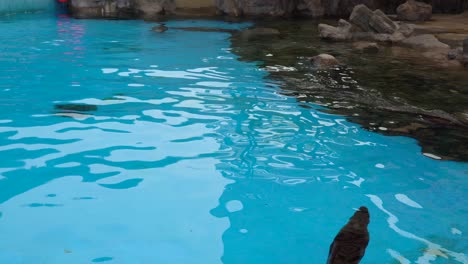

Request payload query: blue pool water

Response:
[0,13,467,264]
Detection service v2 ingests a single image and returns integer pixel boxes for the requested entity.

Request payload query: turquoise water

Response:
[0,0,55,14]
[0,13,467,264]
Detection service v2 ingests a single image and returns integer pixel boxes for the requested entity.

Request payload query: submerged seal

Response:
[327,206,370,264]
[152,23,168,33]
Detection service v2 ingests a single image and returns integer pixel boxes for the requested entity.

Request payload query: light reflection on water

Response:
[0,13,467,264]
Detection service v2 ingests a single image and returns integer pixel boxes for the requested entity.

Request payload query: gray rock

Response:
[353,41,380,53]
[402,34,450,50]
[135,0,175,18]
[239,27,281,41]
[69,0,175,18]
[216,0,296,16]
[395,22,415,37]
[447,48,462,60]
[464,39,468,67]
[464,38,468,56]
[369,9,397,34]
[310,54,340,69]
[349,4,374,32]
[318,19,352,41]
[296,0,325,17]
[397,0,432,22]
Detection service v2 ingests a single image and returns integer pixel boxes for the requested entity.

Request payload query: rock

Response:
[349,4,374,32]
[447,48,462,60]
[69,0,176,18]
[396,22,415,37]
[464,38,468,55]
[318,19,352,41]
[401,34,450,49]
[310,54,340,69]
[435,33,468,47]
[349,5,398,34]
[135,0,176,18]
[369,9,397,34]
[397,0,432,22]
[352,31,405,43]
[239,27,280,41]
[215,0,296,16]
[296,0,325,17]
[353,41,380,53]
[464,38,468,67]
[374,32,406,43]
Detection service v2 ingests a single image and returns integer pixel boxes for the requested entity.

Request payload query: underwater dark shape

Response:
[54,103,98,112]
[327,206,370,264]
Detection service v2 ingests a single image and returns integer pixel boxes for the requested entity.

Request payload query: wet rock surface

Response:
[229,19,468,161]
[401,34,450,49]
[397,0,433,21]
[464,38,468,67]
[353,41,380,53]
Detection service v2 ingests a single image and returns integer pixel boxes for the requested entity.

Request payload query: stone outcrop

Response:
[215,0,296,16]
[397,0,432,21]
[401,34,450,49]
[69,0,468,18]
[318,19,352,41]
[320,5,407,43]
[353,41,380,53]
[349,5,397,34]
[463,38,468,67]
[69,0,176,18]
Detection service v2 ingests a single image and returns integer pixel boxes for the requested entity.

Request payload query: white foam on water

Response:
[423,153,442,160]
[375,163,385,169]
[128,84,145,87]
[387,249,410,264]
[451,228,462,235]
[226,200,243,213]
[101,68,119,74]
[55,162,81,168]
[395,194,423,209]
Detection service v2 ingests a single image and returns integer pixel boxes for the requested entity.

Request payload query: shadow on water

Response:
[229,18,468,161]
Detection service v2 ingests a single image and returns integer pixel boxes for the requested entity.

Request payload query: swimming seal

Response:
[327,206,370,264]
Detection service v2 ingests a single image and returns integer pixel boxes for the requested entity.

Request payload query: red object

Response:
[57,0,68,3]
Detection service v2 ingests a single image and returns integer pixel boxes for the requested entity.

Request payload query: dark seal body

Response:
[327,207,370,264]
[152,23,168,33]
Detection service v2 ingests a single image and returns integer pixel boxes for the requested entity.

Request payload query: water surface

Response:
[0,13,467,264]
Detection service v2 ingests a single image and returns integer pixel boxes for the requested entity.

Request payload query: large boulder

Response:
[401,34,450,49]
[463,38,468,67]
[215,0,296,16]
[318,19,352,41]
[135,0,175,17]
[349,4,374,32]
[296,0,325,17]
[369,9,397,34]
[353,41,380,53]
[397,0,432,21]
[69,0,175,18]
[350,5,397,34]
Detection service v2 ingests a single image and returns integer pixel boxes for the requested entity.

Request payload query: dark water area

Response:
[229,18,468,161]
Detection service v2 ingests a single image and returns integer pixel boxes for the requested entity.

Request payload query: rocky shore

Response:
[67,0,468,160]
[227,12,468,161]
[68,0,468,19]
